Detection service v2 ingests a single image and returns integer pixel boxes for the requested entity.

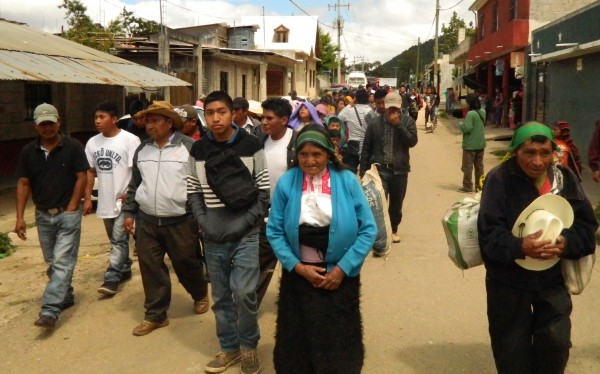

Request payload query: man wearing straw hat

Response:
[123,101,209,336]
[478,121,597,373]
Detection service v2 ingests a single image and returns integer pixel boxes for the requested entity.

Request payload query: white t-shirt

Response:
[85,129,141,218]
[264,127,293,201]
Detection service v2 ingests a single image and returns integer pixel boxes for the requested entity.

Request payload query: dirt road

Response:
[1,114,599,373]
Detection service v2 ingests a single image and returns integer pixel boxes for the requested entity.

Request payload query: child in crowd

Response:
[552,121,583,180]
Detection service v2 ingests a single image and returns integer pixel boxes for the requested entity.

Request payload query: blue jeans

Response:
[205,232,260,351]
[103,211,131,282]
[36,208,82,319]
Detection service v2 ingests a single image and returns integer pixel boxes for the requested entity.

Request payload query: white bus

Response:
[347,71,367,87]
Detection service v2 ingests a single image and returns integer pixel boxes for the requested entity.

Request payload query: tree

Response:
[58,0,114,52]
[115,7,159,37]
[439,11,475,54]
[317,29,340,78]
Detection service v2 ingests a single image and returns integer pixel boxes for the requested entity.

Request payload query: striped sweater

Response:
[187,125,270,242]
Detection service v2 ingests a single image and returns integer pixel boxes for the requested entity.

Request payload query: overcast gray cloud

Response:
[0,0,473,64]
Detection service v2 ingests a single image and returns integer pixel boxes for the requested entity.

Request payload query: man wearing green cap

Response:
[478,122,597,373]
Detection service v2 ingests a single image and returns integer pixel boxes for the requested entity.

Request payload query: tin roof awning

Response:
[0,50,191,88]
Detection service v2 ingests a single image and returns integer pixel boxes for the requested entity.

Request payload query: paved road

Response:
[1,114,599,373]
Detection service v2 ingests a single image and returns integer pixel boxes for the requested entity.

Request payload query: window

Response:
[241,37,248,48]
[478,12,485,40]
[509,0,518,20]
[220,71,229,92]
[25,84,52,120]
[274,25,289,43]
[493,1,499,32]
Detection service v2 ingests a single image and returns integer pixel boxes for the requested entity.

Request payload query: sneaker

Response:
[34,315,56,329]
[120,270,132,283]
[392,233,401,243]
[240,349,261,374]
[132,319,169,336]
[193,296,210,314]
[457,187,473,193]
[97,281,119,295]
[205,351,241,373]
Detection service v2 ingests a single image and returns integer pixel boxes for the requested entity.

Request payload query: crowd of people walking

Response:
[13,80,599,373]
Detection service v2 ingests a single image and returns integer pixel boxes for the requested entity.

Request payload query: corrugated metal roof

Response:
[0,20,191,88]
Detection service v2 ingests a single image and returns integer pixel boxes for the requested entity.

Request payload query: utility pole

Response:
[416,37,420,89]
[158,0,170,100]
[329,0,350,83]
[434,0,440,93]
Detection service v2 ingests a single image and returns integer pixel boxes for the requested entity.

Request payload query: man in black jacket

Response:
[360,91,418,243]
[478,122,597,373]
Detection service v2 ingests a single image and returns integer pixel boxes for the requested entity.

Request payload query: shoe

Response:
[205,351,241,373]
[457,187,473,193]
[240,349,261,374]
[34,315,56,329]
[120,270,132,283]
[193,296,210,314]
[392,233,401,243]
[373,248,390,257]
[132,319,169,336]
[97,281,119,295]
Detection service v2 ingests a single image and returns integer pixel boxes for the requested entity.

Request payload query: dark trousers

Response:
[486,278,572,374]
[257,214,277,307]
[136,215,208,322]
[377,167,408,233]
[274,270,363,374]
[461,149,484,190]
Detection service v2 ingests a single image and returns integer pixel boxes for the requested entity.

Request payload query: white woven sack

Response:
[442,194,483,269]
[561,254,595,295]
[361,164,393,256]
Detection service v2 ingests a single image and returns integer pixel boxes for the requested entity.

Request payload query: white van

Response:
[346,71,367,88]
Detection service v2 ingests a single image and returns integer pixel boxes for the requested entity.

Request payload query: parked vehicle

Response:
[347,71,368,88]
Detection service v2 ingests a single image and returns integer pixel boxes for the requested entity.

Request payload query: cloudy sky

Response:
[0,0,473,64]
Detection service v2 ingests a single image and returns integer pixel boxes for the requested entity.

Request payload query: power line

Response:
[425,14,436,41]
[440,0,466,11]
[289,0,335,29]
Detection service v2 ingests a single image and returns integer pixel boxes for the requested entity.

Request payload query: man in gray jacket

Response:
[123,101,209,337]
[360,91,418,244]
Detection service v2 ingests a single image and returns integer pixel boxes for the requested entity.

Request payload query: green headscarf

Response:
[296,129,336,155]
[509,121,555,152]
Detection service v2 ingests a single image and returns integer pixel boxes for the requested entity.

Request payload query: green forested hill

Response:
[369,38,435,83]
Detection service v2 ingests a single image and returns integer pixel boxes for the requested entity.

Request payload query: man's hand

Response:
[82,199,93,216]
[521,229,559,259]
[386,108,401,126]
[592,170,600,183]
[14,219,27,240]
[124,217,135,236]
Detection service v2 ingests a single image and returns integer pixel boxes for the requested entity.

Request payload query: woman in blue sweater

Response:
[267,124,377,374]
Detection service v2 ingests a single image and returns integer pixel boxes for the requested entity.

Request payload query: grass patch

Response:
[0,232,15,258]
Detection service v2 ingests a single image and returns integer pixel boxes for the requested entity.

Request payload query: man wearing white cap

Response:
[478,121,597,373]
[14,103,90,329]
[359,91,418,245]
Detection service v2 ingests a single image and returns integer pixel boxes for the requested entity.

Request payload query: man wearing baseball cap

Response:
[14,103,90,329]
[359,91,418,247]
[176,104,203,140]
[122,101,209,336]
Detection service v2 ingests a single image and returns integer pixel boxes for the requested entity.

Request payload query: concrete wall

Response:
[530,0,597,27]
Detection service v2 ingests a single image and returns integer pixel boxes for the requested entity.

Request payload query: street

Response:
[1,113,600,374]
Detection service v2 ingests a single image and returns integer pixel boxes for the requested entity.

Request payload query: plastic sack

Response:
[361,164,393,256]
[442,194,483,269]
[561,254,595,295]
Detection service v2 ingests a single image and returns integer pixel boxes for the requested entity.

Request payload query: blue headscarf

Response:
[288,101,324,130]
